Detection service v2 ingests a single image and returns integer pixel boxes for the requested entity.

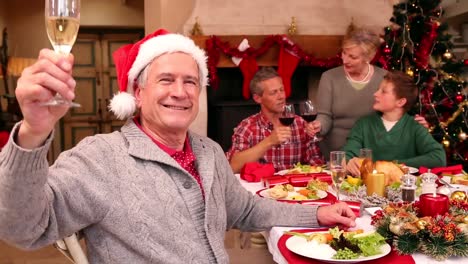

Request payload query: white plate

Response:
[258,187,328,201]
[285,233,391,263]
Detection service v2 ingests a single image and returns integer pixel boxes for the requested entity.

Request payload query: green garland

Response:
[371,201,468,261]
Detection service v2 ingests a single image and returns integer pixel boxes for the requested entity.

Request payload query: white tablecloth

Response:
[235,174,466,264]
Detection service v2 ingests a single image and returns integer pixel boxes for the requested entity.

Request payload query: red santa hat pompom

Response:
[110,29,208,120]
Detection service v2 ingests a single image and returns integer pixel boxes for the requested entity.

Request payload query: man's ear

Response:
[134,87,142,107]
[253,94,262,104]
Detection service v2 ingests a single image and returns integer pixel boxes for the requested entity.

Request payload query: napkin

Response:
[277,229,415,264]
[419,164,463,175]
[240,162,275,182]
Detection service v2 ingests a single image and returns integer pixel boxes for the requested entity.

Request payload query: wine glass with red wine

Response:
[279,103,295,126]
[299,100,319,142]
[279,103,295,144]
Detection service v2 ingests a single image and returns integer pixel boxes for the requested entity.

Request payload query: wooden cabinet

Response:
[50,31,142,160]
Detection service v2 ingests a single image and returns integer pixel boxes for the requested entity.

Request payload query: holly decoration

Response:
[372,201,468,260]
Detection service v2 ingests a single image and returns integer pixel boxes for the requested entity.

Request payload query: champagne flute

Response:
[278,103,295,144]
[44,0,81,107]
[330,151,346,202]
[299,100,319,142]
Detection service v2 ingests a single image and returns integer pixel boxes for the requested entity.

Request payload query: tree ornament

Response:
[384,45,391,54]
[416,219,428,230]
[442,138,450,148]
[455,94,464,103]
[464,59,468,66]
[450,191,467,202]
[406,68,414,77]
[443,50,452,60]
[459,131,467,141]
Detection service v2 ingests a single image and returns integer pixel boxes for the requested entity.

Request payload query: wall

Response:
[3,0,144,58]
[183,0,395,35]
[0,1,6,33]
[144,0,194,34]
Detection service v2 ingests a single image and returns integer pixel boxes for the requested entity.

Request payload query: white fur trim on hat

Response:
[110,33,208,120]
[109,92,136,120]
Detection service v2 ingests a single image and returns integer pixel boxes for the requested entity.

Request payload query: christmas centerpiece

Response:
[371,194,468,261]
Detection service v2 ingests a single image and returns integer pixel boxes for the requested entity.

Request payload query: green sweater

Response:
[343,112,446,168]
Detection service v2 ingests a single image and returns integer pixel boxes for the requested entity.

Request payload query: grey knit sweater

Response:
[0,120,320,263]
[316,66,387,159]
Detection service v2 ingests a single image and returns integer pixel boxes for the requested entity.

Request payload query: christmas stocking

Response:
[232,39,258,99]
[277,41,300,98]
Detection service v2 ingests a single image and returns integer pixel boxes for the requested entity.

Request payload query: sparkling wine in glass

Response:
[278,103,295,144]
[44,0,81,107]
[330,151,346,202]
[299,100,319,142]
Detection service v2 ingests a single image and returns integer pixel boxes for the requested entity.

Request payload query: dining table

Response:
[235,173,468,264]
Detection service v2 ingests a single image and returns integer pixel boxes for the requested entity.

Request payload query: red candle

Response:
[419,193,449,217]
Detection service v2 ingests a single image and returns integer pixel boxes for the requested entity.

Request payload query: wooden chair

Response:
[54,233,89,264]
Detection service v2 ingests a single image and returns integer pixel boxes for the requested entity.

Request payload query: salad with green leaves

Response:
[329,227,386,259]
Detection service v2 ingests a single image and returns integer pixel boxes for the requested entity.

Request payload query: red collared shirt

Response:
[134,117,204,198]
[226,112,324,171]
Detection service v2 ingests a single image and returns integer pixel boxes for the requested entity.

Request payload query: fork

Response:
[439,178,460,189]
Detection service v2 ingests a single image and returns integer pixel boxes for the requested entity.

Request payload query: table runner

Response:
[277,229,415,264]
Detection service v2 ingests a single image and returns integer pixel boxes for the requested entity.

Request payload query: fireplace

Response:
[193,35,343,151]
[207,66,328,151]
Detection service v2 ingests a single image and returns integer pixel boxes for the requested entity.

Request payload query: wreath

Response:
[371,199,468,261]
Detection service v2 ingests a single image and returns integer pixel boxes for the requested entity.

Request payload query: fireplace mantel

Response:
[191,35,343,67]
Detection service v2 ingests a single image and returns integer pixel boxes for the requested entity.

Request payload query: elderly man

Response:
[0,30,355,263]
[227,67,323,173]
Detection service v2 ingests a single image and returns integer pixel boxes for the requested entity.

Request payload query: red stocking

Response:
[277,45,300,98]
[232,39,258,99]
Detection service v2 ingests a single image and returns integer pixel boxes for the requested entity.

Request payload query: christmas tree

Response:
[376,0,467,169]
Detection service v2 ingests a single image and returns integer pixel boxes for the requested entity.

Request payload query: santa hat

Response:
[110,29,208,120]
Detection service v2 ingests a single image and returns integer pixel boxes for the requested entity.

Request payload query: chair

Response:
[54,233,89,264]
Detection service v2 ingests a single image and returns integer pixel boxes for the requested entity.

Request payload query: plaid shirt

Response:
[226,112,324,171]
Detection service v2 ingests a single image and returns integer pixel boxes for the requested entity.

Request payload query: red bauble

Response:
[384,47,391,54]
[465,59,468,66]
[456,94,464,103]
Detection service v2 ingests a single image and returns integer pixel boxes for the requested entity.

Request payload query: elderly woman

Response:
[312,26,427,159]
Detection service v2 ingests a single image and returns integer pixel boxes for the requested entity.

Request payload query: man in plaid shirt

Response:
[227,67,324,173]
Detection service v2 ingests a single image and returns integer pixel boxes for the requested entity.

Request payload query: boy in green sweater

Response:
[344,71,446,176]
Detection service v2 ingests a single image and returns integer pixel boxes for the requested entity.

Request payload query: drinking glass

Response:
[278,103,295,144]
[299,100,320,142]
[359,148,373,160]
[43,0,81,107]
[330,151,346,201]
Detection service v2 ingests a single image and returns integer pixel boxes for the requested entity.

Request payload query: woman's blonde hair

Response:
[342,24,381,61]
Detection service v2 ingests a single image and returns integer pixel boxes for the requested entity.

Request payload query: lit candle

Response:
[419,193,449,217]
[364,170,385,197]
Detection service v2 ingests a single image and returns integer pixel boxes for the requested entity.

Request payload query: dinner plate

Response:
[285,232,391,263]
[257,187,327,201]
[276,168,331,176]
